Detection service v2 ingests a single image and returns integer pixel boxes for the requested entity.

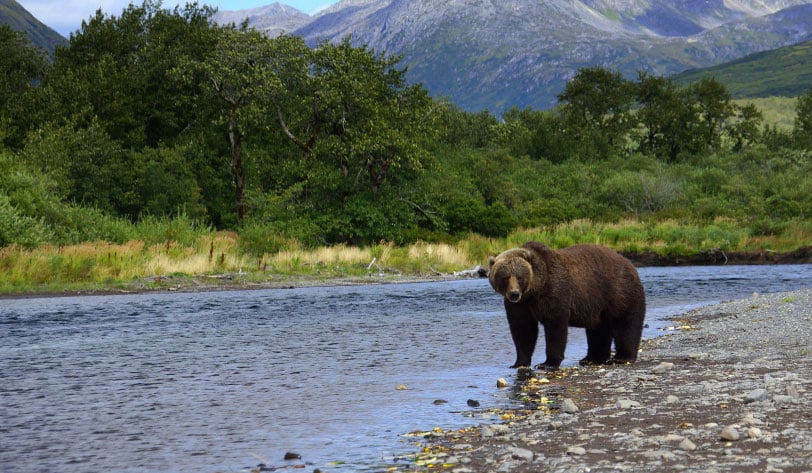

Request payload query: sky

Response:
[18,0,340,36]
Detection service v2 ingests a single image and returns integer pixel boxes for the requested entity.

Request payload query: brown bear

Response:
[488,241,646,370]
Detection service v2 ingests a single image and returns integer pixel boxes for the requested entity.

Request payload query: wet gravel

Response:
[397,288,812,473]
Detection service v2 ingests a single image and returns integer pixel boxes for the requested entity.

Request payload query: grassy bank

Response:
[1,218,810,296]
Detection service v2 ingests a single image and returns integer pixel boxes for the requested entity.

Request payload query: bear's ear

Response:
[488,255,496,267]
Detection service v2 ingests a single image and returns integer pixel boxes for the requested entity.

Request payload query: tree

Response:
[0,25,47,147]
[195,27,285,222]
[635,72,697,162]
[727,103,763,152]
[793,87,812,149]
[688,77,733,151]
[310,38,434,193]
[44,0,218,148]
[557,67,635,158]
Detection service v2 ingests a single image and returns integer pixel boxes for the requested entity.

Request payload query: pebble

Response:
[617,399,641,409]
[744,388,767,403]
[467,399,480,407]
[560,398,579,413]
[567,446,586,456]
[509,446,534,463]
[680,438,697,451]
[665,395,680,404]
[283,452,301,460]
[748,427,763,439]
[496,378,509,388]
[720,426,740,441]
[652,361,675,374]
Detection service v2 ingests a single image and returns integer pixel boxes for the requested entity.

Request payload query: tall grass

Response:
[1,217,810,294]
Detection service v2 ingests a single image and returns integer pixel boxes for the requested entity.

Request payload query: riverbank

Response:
[1,247,810,300]
[396,288,812,472]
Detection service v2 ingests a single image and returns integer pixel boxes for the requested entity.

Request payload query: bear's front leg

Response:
[506,302,538,368]
[538,319,568,370]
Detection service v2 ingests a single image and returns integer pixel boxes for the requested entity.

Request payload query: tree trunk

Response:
[228,108,246,222]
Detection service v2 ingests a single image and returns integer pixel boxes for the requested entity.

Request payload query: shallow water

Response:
[1,265,811,472]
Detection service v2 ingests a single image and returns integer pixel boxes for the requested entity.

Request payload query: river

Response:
[1,265,811,472]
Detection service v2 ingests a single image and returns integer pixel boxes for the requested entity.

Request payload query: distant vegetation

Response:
[1,1,811,292]
[673,40,812,98]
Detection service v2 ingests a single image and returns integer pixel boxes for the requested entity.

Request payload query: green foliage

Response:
[0,25,47,148]
[793,87,812,148]
[0,2,809,260]
[673,40,812,99]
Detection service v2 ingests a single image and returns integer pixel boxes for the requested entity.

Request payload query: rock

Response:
[467,399,480,408]
[396,384,407,390]
[496,378,509,388]
[665,395,680,404]
[720,426,740,441]
[652,361,675,374]
[509,447,534,463]
[617,399,641,409]
[744,388,767,403]
[283,452,301,460]
[787,383,800,400]
[560,398,579,413]
[679,438,697,451]
[567,446,586,456]
[433,399,448,405]
[748,427,763,439]
[773,395,793,404]
[481,425,494,438]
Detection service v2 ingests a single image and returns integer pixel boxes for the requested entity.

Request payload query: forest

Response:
[1,2,811,290]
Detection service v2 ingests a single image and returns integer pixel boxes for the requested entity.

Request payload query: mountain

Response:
[212,3,311,37]
[225,0,812,111]
[0,0,65,53]
[674,38,812,98]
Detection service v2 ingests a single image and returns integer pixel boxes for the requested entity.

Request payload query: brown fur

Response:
[489,241,646,369]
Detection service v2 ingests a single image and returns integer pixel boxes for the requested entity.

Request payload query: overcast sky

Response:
[18,0,339,36]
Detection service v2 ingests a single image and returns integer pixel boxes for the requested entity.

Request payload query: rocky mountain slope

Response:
[213,3,310,37]
[182,0,812,111]
[0,0,65,53]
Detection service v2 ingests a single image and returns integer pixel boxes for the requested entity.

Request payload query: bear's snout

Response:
[507,290,522,303]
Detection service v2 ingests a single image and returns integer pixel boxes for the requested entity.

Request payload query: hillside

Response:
[674,38,812,97]
[0,0,65,53]
[224,0,812,111]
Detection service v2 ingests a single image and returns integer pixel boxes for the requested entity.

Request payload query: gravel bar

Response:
[401,288,812,473]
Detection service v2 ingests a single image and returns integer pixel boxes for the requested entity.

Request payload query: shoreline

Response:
[1,247,810,300]
[394,288,812,472]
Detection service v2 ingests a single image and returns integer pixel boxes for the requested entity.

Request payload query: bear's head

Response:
[488,248,534,303]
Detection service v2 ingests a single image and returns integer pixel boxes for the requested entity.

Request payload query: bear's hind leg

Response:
[580,326,612,365]
[609,312,644,363]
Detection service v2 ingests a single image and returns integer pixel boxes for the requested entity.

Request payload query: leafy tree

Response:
[793,87,812,149]
[727,103,763,152]
[0,25,47,147]
[557,67,635,158]
[437,104,500,148]
[500,106,571,162]
[688,77,733,151]
[635,72,697,162]
[194,26,286,222]
[44,0,218,148]
[310,38,434,194]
